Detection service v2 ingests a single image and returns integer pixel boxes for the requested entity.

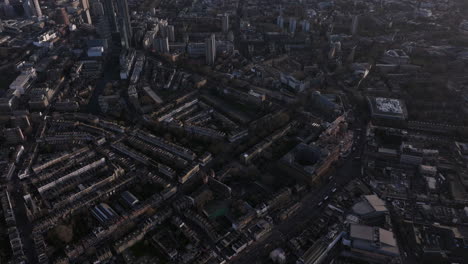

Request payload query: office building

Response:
[460,20,468,36]
[2,0,14,17]
[9,68,37,94]
[102,0,117,32]
[22,0,35,18]
[120,48,136,79]
[33,0,41,18]
[351,195,388,226]
[0,90,19,112]
[222,14,229,33]
[289,17,297,33]
[227,31,234,42]
[97,16,112,40]
[4,127,25,144]
[367,97,408,126]
[154,37,169,54]
[167,25,175,42]
[90,1,109,41]
[55,8,70,25]
[92,203,117,224]
[302,20,310,32]
[115,0,132,49]
[277,16,284,28]
[81,0,92,24]
[205,34,216,65]
[343,224,399,263]
[92,0,105,17]
[2,4,15,18]
[22,0,42,18]
[381,49,410,65]
[121,191,139,207]
[351,15,359,35]
[187,42,205,57]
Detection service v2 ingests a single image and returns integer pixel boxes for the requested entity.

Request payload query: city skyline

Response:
[0,0,467,263]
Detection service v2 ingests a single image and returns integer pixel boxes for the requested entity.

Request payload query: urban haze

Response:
[0,0,467,263]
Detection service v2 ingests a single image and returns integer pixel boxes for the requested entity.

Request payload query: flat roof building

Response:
[121,191,139,207]
[344,224,399,263]
[368,97,407,126]
[352,195,388,225]
[92,203,117,224]
[9,68,37,95]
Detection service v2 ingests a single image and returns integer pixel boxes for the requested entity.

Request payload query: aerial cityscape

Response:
[0,0,467,263]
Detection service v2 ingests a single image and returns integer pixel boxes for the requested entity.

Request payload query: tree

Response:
[47,225,73,247]
[246,165,260,178]
[208,142,225,155]
[163,133,172,142]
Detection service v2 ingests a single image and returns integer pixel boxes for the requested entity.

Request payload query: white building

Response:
[33,30,57,47]
[9,68,37,94]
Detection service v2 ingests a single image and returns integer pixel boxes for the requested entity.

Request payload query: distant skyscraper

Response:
[222,14,229,33]
[277,16,284,28]
[92,1,104,17]
[328,43,337,59]
[248,44,254,55]
[205,34,216,65]
[81,0,92,24]
[302,20,310,32]
[227,31,234,42]
[289,18,296,33]
[102,0,117,31]
[167,25,175,42]
[154,37,169,54]
[6,6,11,17]
[92,0,111,41]
[159,25,166,38]
[55,7,70,25]
[351,15,359,35]
[33,0,41,18]
[22,0,41,18]
[2,4,15,18]
[347,45,356,64]
[22,0,35,18]
[158,20,169,39]
[115,0,132,49]
[97,16,111,39]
